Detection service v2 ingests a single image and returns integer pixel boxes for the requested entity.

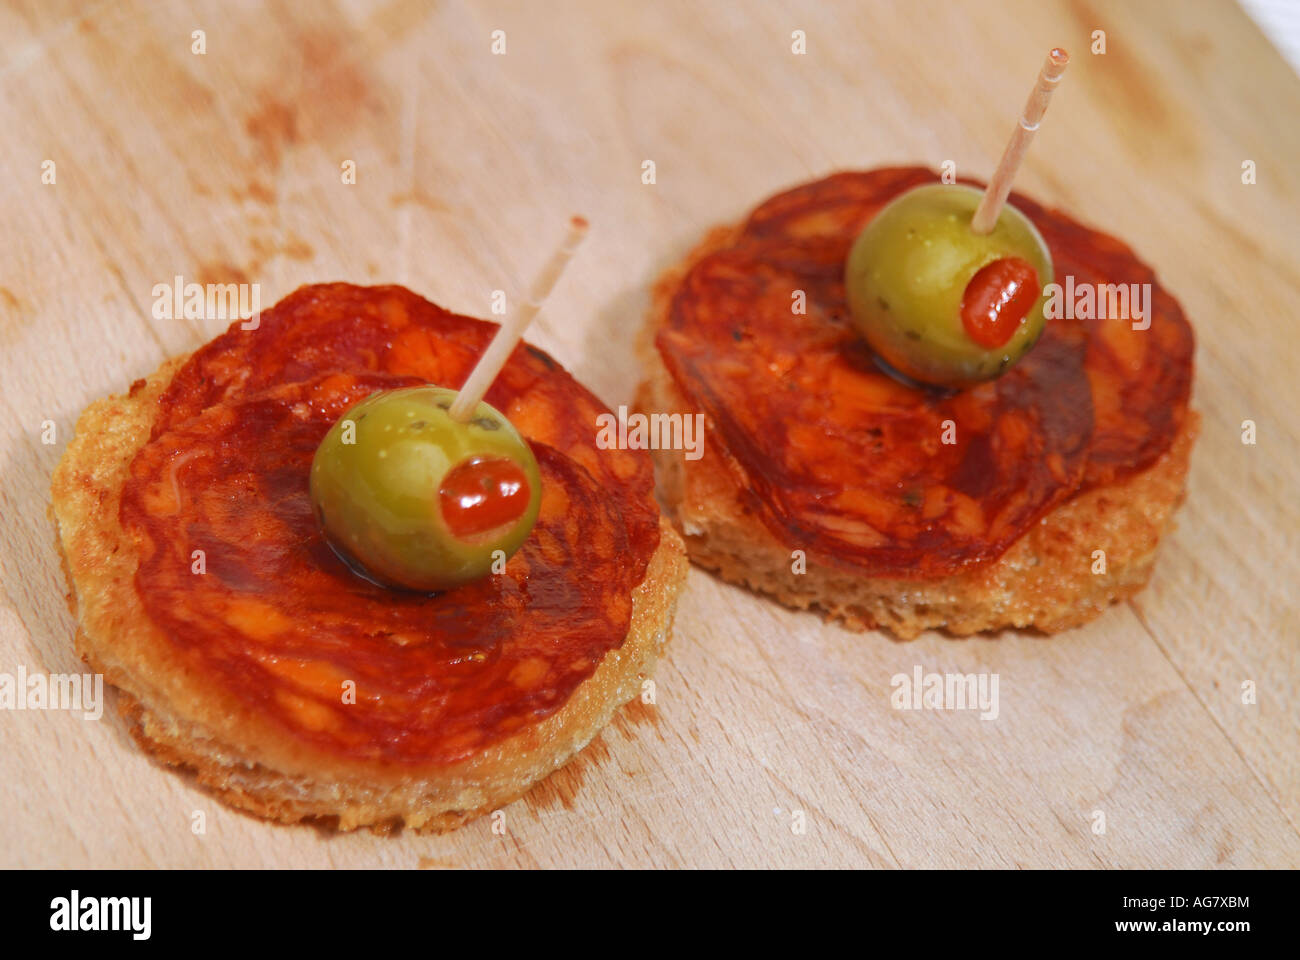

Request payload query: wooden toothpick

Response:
[971,48,1069,235]
[448,216,589,422]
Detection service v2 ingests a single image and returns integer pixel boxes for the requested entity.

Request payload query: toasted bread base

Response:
[638,226,1196,639]
[52,358,688,833]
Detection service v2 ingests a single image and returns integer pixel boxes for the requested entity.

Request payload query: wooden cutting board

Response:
[2,0,1297,869]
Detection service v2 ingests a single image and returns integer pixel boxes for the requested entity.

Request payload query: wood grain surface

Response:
[1,0,1297,869]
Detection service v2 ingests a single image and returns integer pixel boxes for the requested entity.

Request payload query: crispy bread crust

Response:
[638,226,1196,639]
[52,358,688,832]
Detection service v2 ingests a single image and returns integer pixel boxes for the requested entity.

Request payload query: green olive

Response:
[845,183,1053,389]
[310,386,542,591]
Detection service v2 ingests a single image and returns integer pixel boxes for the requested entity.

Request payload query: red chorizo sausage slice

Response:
[655,168,1193,577]
[122,370,653,765]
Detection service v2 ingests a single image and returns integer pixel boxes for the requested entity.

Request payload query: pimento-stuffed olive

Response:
[310,386,541,591]
[845,183,1053,389]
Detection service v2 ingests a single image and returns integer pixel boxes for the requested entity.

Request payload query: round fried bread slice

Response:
[52,291,687,832]
[639,168,1196,637]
